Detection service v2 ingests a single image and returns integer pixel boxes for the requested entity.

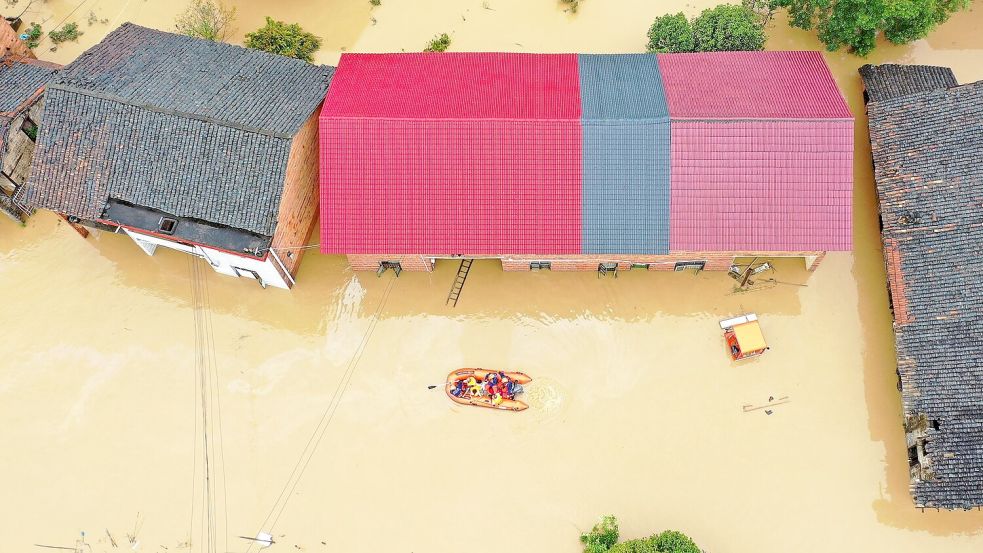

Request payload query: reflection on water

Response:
[2,1,983,552]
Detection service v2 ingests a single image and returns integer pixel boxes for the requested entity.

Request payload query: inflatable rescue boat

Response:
[445,368,532,412]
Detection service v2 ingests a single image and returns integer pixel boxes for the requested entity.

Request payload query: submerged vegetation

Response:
[424,32,451,52]
[245,17,322,62]
[581,516,702,553]
[23,23,42,49]
[745,0,972,55]
[561,0,583,13]
[49,22,82,45]
[174,0,236,41]
[647,4,764,53]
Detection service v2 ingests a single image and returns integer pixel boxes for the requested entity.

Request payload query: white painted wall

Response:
[123,228,290,289]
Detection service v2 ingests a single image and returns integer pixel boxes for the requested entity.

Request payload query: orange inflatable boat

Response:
[445,368,532,412]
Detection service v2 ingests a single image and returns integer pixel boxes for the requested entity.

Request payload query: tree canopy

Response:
[691,4,766,52]
[646,5,765,53]
[580,516,702,553]
[755,0,971,56]
[646,12,696,53]
[174,0,236,42]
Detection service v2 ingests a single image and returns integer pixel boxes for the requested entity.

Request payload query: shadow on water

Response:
[770,10,983,535]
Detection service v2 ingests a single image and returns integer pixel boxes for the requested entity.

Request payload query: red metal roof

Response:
[669,121,853,251]
[657,51,852,119]
[322,53,581,120]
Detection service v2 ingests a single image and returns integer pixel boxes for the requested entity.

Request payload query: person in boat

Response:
[499,372,514,399]
[451,379,466,397]
[466,377,482,397]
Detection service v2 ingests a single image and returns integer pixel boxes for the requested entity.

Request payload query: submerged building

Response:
[0,55,57,223]
[319,51,853,274]
[19,23,333,289]
[861,63,983,509]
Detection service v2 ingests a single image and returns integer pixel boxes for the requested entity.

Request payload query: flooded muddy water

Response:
[2,1,983,552]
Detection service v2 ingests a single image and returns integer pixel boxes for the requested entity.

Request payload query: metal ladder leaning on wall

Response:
[446,259,474,307]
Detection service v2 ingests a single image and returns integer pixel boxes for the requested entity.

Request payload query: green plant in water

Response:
[369,0,381,5]
[23,22,42,49]
[174,0,236,41]
[49,22,82,44]
[561,0,583,13]
[245,17,322,62]
[424,32,451,52]
[581,515,619,553]
[768,0,971,56]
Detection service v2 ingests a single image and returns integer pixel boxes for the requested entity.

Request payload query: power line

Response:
[245,276,398,552]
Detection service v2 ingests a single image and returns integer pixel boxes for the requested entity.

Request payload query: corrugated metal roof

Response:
[320,118,582,254]
[669,120,853,251]
[321,52,581,120]
[577,54,668,120]
[657,51,852,119]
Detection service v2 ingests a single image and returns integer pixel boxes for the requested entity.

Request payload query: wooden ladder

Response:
[446,259,474,307]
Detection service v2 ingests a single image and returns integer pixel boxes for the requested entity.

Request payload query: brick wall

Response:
[882,238,911,325]
[345,251,827,273]
[270,109,322,283]
[1,20,34,58]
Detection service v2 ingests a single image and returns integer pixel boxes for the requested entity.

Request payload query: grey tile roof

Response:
[578,54,671,254]
[862,66,983,509]
[56,23,333,135]
[859,63,957,103]
[20,23,333,238]
[0,56,57,113]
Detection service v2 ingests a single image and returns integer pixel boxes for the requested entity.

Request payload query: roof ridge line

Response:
[670,116,854,122]
[48,83,294,139]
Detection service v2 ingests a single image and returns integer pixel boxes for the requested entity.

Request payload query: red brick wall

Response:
[1,20,34,58]
[346,251,827,273]
[882,238,911,325]
[271,109,321,283]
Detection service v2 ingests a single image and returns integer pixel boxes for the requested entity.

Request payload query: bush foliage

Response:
[748,0,971,56]
[174,0,236,41]
[424,32,451,52]
[49,22,82,44]
[23,23,42,49]
[646,4,764,53]
[646,13,695,53]
[245,17,322,62]
[581,516,701,553]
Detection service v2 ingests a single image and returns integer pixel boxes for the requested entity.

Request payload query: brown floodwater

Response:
[2,1,983,552]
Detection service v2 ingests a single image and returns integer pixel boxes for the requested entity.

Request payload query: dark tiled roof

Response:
[21,23,332,237]
[859,64,957,103]
[863,66,983,509]
[0,56,57,113]
[56,23,332,135]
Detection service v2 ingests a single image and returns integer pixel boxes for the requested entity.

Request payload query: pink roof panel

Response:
[656,51,852,119]
[669,120,853,251]
[322,52,581,120]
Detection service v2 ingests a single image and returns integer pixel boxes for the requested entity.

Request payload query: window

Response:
[631,263,650,270]
[233,267,266,288]
[158,217,177,235]
[377,261,402,277]
[21,117,38,142]
[597,262,618,278]
[674,260,706,272]
[529,261,551,270]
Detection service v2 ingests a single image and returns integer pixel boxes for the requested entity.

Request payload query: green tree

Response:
[174,0,236,41]
[581,515,619,553]
[245,17,322,62]
[772,0,971,56]
[651,530,701,553]
[692,4,766,51]
[646,12,695,53]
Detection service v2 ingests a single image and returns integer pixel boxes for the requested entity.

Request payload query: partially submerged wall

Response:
[0,19,34,59]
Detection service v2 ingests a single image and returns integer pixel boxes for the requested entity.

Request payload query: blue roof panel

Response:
[577,54,669,120]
